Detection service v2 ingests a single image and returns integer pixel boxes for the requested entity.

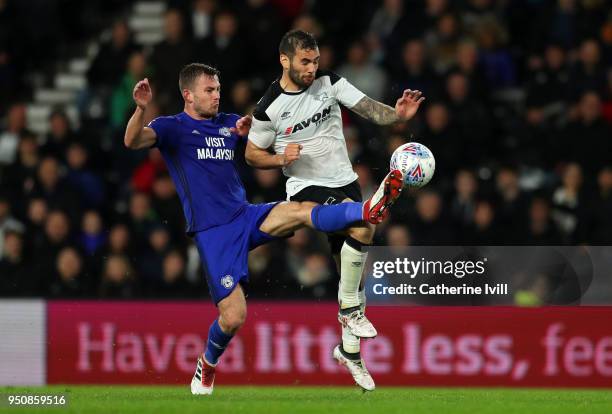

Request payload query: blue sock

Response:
[311,202,364,232]
[204,319,233,365]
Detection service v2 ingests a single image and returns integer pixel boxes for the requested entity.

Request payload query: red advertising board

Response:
[47,302,612,387]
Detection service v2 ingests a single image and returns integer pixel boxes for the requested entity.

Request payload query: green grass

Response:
[1,386,611,414]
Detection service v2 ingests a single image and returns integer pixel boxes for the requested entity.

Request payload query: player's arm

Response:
[245,140,302,169]
[245,108,301,169]
[348,89,425,125]
[124,78,157,150]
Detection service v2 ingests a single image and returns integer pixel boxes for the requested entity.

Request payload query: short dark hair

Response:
[179,63,220,91]
[279,29,318,58]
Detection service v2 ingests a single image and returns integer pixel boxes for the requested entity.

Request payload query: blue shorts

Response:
[193,202,280,304]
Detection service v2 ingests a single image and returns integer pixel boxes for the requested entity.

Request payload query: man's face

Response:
[186,74,221,118]
[286,47,319,88]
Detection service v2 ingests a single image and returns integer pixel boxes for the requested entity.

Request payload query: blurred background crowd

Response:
[1,0,611,301]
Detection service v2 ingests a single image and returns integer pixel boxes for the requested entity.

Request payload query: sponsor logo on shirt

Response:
[218,127,232,137]
[313,92,330,102]
[283,105,332,135]
[196,137,234,160]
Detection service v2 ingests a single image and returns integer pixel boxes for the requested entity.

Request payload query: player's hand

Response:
[230,115,252,136]
[395,89,425,121]
[281,143,302,167]
[133,78,153,110]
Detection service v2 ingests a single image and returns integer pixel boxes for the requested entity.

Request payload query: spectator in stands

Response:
[110,50,149,128]
[127,192,158,252]
[151,173,184,241]
[390,39,436,100]
[451,39,488,101]
[195,11,246,96]
[0,103,27,166]
[586,166,612,244]
[241,0,283,80]
[248,169,285,205]
[78,210,105,257]
[551,163,584,243]
[24,198,47,252]
[93,223,133,280]
[445,71,491,164]
[291,253,335,299]
[35,209,73,285]
[526,44,570,109]
[495,166,529,243]
[569,39,607,99]
[2,132,39,202]
[150,9,194,113]
[0,229,40,296]
[464,199,497,244]
[148,249,193,298]
[526,196,564,245]
[87,19,138,91]
[420,102,461,180]
[40,108,76,162]
[65,142,105,208]
[188,0,217,40]
[409,190,454,244]
[136,224,172,284]
[247,243,289,298]
[31,156,81,222]
[49,247,87,297]
[473,17,516,89]
[99,254,138,298]
[385,223,411,246]
[131,148,167,193]
[226,80,254,115]
[338,40,387,101]
[0,195,24,259]
[561,91,611,178]
[424,12,462,74]
[450,169,478,231]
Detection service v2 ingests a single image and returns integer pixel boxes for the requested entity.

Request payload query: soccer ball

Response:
[390,142,435,188]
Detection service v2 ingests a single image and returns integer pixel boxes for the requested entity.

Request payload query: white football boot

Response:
[190,354,215,395]
[333,345,375,392]
[338,308,377,338]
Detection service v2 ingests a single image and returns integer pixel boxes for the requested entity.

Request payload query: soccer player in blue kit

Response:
[123,63,403,395]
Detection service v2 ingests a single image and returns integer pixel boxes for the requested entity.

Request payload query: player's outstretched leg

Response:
[191,285,247,395]
[259,169,404,237]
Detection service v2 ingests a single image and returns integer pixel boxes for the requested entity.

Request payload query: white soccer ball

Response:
[390,142,435,188]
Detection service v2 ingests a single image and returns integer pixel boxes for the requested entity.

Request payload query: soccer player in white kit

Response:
[244,30,424,391]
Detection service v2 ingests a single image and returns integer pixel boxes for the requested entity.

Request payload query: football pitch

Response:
[1,386,611,414]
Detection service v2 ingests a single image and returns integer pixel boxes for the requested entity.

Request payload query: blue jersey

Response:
[147,112,248,233]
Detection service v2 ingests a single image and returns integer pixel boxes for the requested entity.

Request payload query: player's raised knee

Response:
[347,223,375,243]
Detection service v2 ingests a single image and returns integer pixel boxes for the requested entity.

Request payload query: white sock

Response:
[359,287,367,313]
[341,287,366,355]
[339,242,366,309]
[342,326,360,354]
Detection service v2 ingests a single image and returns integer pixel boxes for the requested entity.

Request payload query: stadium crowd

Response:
[1,0,612,300]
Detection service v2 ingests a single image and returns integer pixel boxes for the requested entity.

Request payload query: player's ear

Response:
[280,54,290,71]
[182,88,192,103]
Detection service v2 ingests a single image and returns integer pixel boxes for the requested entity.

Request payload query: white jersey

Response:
[249,71,365,197]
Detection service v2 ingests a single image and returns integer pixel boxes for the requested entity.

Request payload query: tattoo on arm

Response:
[349,96,399,125]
